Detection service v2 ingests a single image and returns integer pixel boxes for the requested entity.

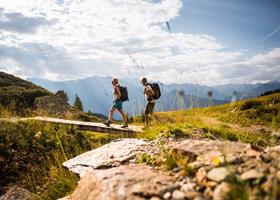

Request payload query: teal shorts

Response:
[113,101,123,110]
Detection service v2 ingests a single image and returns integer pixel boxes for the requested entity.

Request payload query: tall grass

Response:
[0,119,132,199]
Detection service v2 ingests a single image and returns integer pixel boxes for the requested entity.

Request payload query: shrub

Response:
[240,100,262,111]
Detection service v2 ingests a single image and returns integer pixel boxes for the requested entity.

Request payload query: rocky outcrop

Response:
[173,139,260,168]
[0,186,40,200]
[63,138,149,176]
[34,94,70,116]
[61,139,280,200]
[68,164,177,200]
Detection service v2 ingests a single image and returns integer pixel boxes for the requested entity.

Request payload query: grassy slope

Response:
[0,119,133,199]
[138,92,280,147]
[1,89,279,199]
[0,72,51,116]
[133,92,280,200]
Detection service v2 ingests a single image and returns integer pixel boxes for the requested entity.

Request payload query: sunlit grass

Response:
[136,93,280,147]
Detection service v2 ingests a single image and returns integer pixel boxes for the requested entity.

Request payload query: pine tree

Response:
[74,94,83,111]
[55,90,69,102]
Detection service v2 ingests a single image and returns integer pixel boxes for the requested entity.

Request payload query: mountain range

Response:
[29,76,280,117]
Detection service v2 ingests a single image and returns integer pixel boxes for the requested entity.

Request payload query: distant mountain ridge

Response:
[28,76,280,117]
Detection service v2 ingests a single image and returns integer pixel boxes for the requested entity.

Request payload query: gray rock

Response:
[34,94,70,116]
[207,167,230,182]
[213,182,231,200]
[264,145,280,160]
[163,192,171,199]
[241,169,264,180]
[184,191,201,199]
[172,190,185,200]
[173,140,256,166]
[63,138,149,176]
[0,186,40,200]
[180,183,195,192]
[68,164,177,200]
[150,197,161,200]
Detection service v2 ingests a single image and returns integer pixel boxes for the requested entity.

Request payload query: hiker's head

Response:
[141,77,147,86]
[112,78,119,86]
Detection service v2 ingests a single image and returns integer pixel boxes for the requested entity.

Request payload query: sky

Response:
[0,0,279,85]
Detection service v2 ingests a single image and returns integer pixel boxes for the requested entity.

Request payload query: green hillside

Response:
[0,72,51,116]
[140,92,280,147]
[0,80,279,199]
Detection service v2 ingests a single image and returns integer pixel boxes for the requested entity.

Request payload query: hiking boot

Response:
[103,120,112,127]
[121,122,128,128]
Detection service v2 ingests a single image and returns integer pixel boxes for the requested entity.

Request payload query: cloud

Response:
[0,0,279,85]
[0,8,54,33]
[216,48,280,84]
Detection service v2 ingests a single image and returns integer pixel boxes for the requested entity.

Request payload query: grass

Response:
[137,93,280,147]
[1,92,279,198]
[132,93,279,199]
[0,118,133,199]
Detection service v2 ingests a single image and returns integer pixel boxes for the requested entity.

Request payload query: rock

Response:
[207,167,230,182]
[0,186,40,200]
[63,138,149,176]
[172,190,185,200]
[150,197,161,200]
[193,197,205,200]
[57,197,69,200]
[68,164,177,200]
[196,167,207,185]
[206,181,218,189]
[180,183,195,193]
[173,140,256,166]
[34,94,70,116]
[184,191,201,199]
[173,167,181,173]
[241,169,264,180]
[163,192,171,199]
[204,187,213,199]
[264,145,280,160]
[213,182,231,200]
[261,175,274,193]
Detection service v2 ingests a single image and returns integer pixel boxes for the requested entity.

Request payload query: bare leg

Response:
[108,107,116,121]
[118,109,127,123]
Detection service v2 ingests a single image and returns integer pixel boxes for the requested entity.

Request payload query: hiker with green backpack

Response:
[141,77,161,126]
[104,78,129,128]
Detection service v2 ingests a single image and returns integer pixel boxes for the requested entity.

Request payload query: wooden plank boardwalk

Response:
[25,117,144,134]
[0,117,144,134]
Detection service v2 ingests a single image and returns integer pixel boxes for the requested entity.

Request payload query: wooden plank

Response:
[21,117,144,134]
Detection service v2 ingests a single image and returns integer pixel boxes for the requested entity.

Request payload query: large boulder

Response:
[34,94,70,116]
[63,139,149,176]
[68,164,177,200]
[0,186,40,200]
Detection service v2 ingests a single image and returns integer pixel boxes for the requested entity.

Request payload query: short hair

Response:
[141,77,147,83]
[112,77,119,84]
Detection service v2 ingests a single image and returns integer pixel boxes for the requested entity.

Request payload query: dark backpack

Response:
[119,86,129,101]
[148,83,161,100]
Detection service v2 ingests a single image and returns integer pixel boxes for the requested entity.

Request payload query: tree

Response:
[74,94,83,111]
[55,90,69,102]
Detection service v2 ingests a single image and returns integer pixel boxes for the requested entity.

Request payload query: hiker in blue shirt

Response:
[104,78,128,128]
